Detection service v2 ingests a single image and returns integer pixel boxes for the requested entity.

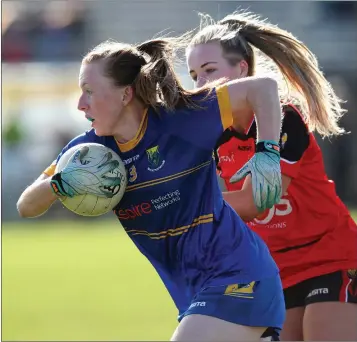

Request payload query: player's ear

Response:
[237,60,249,78]
[122,86,134,106]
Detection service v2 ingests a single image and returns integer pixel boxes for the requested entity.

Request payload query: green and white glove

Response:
[230,140,282,212]
[50,146,123,198]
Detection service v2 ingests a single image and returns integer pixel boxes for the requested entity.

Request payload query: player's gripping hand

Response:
[50,146,122,198]
[230,140,282,212]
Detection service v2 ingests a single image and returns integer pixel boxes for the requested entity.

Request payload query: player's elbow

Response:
[17,202,29,218]
[250,77,279,100]
[16,194,46,218]
[258,76,278,88]
[228,76,279,122]
[17,176,57,218]
[17,203,46,218]
[16,197,34,218]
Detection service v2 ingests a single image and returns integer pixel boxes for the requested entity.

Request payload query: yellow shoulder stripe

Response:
[43,163,56,176]
[216,85,233,131]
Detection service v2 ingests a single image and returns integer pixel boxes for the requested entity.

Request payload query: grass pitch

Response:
[2,211,357,341]
[2,219,177,341]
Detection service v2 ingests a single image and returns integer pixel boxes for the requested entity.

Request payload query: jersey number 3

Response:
[128,165,137,183]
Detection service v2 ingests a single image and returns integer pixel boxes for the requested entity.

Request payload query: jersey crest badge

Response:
[146,145,165,172]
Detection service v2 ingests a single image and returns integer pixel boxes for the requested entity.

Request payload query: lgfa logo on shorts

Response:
[224,281,256,298]
[146,145,165,172]
[281,133,288,149]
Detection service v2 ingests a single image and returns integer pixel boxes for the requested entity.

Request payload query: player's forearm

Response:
[247,77,281,142]
[17,177,58,218]
[223,190,259,222]
[227,77,282,142]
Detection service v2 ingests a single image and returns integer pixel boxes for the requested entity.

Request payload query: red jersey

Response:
[215,104,357,289]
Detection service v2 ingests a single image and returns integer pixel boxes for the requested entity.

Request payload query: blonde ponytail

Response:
[189,11,346,137]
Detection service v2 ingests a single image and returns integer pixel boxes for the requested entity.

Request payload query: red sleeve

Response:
[281,159,302,179]
[279,104,310,179]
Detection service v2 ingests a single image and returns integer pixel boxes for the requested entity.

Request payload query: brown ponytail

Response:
[135,39,194,110]
[189,11,346,137]
[83,38,210,112]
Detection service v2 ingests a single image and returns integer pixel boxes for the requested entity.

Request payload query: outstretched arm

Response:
[17,174,58,218]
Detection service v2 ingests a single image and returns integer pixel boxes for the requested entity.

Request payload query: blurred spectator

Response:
[2,1,86,62]
[320,1,357,21]
[34,1,86,61]
[2,3,39,62]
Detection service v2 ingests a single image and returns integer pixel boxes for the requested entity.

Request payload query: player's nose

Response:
[77,94,88,112]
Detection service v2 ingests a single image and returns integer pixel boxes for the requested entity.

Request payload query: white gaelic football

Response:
[55,143,127,216]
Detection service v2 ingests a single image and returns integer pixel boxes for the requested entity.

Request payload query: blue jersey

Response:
[45,86,279,314]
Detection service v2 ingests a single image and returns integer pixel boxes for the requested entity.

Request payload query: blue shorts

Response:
[178,274,285,330]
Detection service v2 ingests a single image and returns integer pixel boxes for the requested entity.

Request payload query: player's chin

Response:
[93,127,111,137]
